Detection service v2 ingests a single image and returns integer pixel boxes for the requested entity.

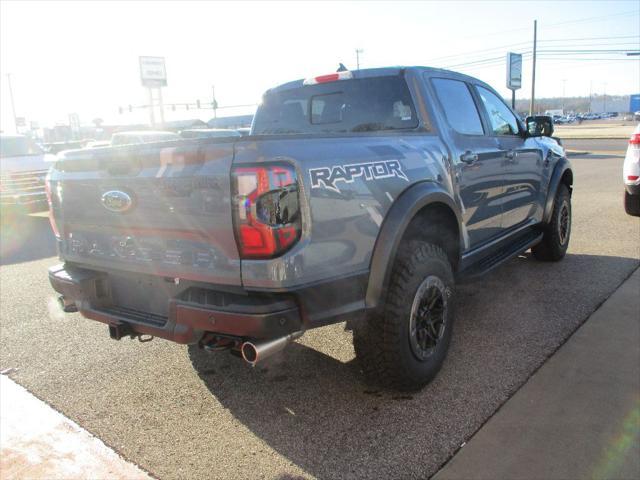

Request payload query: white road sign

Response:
[506,52,522,90]
[139,56,167,87]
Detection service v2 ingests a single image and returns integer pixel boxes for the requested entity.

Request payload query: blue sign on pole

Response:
[630,94,640,112]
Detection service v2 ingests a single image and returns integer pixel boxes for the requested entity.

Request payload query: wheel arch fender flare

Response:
[543,157,573,224]
[365,181,462,309]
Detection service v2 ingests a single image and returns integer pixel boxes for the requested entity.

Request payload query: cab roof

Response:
[266,66,487,95]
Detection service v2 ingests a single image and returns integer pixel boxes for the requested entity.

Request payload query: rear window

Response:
[253,76,418,135]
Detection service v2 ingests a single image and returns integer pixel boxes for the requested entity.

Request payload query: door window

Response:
[431,78,484,135]
[476,86,520,136]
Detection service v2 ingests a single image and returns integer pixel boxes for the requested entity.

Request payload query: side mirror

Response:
[525,115,554,137]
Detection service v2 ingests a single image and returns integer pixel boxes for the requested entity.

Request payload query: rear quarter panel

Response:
[234,133,452,289]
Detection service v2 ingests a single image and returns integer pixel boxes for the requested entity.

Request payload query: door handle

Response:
[460,151,479,164]
[505,150,516,161]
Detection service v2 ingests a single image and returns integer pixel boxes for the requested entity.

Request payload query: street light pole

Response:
[602,82,607,112]
[212,85,217,119]
[355,49,363,70]
[562,79,567,113]
[6,73,18,133]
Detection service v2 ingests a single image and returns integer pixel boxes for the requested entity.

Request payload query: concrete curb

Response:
[559,136,630,140]
[565,150,589,157]
[434,267,640,480]
[565,150,626,157]
[0,375,153,480]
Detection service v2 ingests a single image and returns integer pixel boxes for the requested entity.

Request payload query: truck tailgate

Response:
[49,140,241,286]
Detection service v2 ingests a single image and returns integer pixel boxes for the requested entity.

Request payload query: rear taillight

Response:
[45,173,61,238]
[630,133,640,145]
[232,164,301,259]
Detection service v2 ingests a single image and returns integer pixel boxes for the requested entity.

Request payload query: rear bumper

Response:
[624,183,640,196]
[48,264,302,344]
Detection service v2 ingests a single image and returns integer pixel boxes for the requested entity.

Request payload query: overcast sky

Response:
[1,0,638,130]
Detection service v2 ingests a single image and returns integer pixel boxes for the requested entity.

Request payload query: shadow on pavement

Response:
[188,252,639,479]
[0,213,57,265]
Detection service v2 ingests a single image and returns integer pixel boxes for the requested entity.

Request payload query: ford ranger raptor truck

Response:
[48,67,573,390]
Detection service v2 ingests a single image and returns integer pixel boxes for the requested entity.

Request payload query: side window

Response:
[476,86,520,136]
[431,78,484,135]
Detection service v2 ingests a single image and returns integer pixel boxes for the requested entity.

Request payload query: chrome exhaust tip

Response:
[241,342,260,365]
[240,331,303,366]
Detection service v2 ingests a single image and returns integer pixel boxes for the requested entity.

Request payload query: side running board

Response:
[457,230,543,282]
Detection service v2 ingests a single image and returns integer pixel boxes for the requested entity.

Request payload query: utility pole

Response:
[6,73,18,133]
[212,85,217,119]
[562,79,567,113]
[589,81,593,113]
[602,82,607,112]
[157,87,165,127]
[355,49,363,70]
[529,20,537,116]
[147,88,156,127]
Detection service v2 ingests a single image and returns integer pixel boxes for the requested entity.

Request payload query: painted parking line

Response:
[0,375,152,480]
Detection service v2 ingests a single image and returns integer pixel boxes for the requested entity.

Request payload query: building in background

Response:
[163,119,208,131]
[589,95,630,114]
[207,114,253,129]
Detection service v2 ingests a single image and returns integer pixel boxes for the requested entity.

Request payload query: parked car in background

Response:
[179,128,241,139]
[84,140,111,149]
[1,134,56,212]
[111,130,180,146]
[623,123,640,216]
[45,140,87,154]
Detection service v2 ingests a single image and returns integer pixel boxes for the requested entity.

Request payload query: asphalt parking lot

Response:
[1,139,638,479]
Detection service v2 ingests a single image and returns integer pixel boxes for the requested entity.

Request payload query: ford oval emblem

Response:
[101,190,133,213]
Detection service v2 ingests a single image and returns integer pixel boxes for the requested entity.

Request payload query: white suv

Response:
[623,124,640,216]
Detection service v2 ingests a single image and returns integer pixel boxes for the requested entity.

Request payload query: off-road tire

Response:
[353,241,454,391]
[624,191,640,217]
[532,184,571,261]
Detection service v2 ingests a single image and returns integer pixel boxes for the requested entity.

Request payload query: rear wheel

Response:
[624,191,640,216]
[353,241,454,391]
[532,184,571,262]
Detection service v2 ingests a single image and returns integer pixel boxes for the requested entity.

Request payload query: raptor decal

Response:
[309,159,409,193]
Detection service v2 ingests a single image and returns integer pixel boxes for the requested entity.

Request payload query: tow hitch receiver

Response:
[108,322,133,340]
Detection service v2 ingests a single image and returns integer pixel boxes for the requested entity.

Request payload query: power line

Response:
[440,52,533,69]
[440,47,637,70]
[536,57,639,61]
[537,42,640,48]
[456,9,639,42]
[542,9,639,28]
[424,35,638,66]
[537,49,639,53]
[424,42,531,63]
[539,35,639,42]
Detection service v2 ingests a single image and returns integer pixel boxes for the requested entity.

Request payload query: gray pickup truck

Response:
[48,67,573,390]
